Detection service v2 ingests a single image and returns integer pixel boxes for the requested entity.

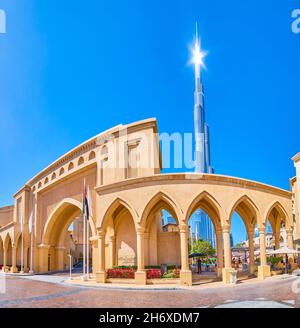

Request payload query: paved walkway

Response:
[0,273,300,307]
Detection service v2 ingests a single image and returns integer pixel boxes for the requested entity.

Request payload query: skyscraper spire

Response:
[190,23,216,249]
[192,23,213,173]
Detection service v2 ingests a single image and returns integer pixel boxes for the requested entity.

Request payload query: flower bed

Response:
[106,265,180,280]
[162,269,180,279]
[107,268,135,279]
[146,269,161,279]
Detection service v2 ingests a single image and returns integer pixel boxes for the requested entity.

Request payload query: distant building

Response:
[162,223,179,233]
[242,227,288,249]
[230,233,234,248]
[190,211,216,248]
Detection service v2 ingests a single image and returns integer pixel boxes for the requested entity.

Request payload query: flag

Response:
[87,186,93,219]
[82,179,89,220]
[20,215,24,233]
[29,211,34,233]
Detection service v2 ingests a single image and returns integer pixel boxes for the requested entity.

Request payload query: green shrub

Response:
[162,272,175,279]
[112,265,137,270]
[268,256,283,265]
[162,269,180,279]
[145,265,161,269]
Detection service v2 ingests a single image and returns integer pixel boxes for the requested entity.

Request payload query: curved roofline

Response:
[0,205,14,211]
[14,118,159,196]
[95,173,292,198]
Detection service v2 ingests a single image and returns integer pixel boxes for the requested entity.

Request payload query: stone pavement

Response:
[0,273,299,308]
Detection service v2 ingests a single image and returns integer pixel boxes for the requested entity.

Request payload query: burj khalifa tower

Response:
[191,24,216,248]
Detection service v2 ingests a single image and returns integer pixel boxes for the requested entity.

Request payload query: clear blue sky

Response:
[0,1,299,243]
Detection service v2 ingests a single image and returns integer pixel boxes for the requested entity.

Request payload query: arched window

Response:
[68,162,74,171]
[44,177,49,185]
[38,182,42,189]
[88,151,96,160]
[78,156,84,166]
[59,167,65,176]
[51,172,56,180]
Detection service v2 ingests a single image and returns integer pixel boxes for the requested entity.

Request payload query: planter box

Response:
[147,278,179,285]
[271,270,283,276]
[106,278,136,284]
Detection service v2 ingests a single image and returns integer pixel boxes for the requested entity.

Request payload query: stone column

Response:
[215,229,223,277]
[56,246,66,271]
[38,244,50,273]
[222,224,233,284]
[144,232,150,267]
[257,227,270,280]
[274,232,280,249]
[248,229,255,274]
[108,236,115,268]
[179,224,192,286]
[11,245,18,273]
[135,227,147,285]
[23,246,29,273]
[286,229,294,249]
[286,229,294,262]
[95,230,106,283]
[91,239,98,275]
[2,247,7,271]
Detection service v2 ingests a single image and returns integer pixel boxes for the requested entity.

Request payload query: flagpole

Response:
[86,217,90,278]
[30,228,33,273]
[29,196,35,274]
[86,186,93,279]
[21,229,24,274]
[83,211,86,277]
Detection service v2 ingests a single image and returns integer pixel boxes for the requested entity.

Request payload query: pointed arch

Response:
[4,233,12,249]
[228,195,259,227]
[3,233,12,266]
[0,235,3,265]
[100,197,138,232]
[139,191,182,229]
[185,191,223,229]
[42,198,96,245]
[264,201,291,230]
[14,230,22,246]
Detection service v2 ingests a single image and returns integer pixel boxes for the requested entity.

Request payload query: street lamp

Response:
[67,254,72,280]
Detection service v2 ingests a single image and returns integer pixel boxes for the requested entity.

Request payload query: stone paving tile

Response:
[1,275,300,308]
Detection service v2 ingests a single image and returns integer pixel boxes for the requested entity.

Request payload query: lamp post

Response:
[67,254,72,280]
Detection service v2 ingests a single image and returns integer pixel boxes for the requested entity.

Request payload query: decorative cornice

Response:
[95,173,292,198]
[0,205,14,212]
[292,152,300,163]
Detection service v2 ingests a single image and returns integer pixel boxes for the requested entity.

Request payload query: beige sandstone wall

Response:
[0,206,14,228]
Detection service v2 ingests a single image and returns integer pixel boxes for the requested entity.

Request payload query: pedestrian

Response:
[197,258,202,274]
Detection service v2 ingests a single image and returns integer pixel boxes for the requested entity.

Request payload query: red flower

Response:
[146,269,161,279]
[107,268,135,279]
